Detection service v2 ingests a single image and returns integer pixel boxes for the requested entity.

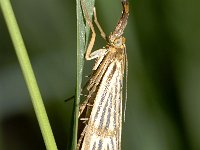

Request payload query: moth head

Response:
[110,36,126,48]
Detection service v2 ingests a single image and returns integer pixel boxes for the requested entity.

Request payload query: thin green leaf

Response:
[71,0,95,149]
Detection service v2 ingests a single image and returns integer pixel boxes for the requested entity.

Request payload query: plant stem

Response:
[0,0,57,149]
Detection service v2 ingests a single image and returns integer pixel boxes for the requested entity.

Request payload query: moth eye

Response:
[114,39,122,47]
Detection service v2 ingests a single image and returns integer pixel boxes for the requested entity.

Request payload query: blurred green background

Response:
[1,0,200,149]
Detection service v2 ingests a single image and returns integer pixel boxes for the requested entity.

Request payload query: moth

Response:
[77,0,129,149]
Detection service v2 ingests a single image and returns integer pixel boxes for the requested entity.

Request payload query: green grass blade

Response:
[0,0,57,149]
[71,0,95,149]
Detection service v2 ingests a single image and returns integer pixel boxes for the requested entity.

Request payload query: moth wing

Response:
[81,60,123,150]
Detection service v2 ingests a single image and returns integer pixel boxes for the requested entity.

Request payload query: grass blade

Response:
[0,0,57,149]
[71,0,95,149]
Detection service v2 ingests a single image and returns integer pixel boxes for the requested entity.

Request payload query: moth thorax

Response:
[116,48,125,61]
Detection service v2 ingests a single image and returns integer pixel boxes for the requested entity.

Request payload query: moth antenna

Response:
[124,45,128,122]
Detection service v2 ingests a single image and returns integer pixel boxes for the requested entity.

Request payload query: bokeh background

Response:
[1,0,200,149]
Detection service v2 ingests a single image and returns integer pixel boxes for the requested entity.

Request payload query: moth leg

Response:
[80,118,89,121]
[86,103,93,107]
[88,48,107,70]
[80,0,96,61]
[88,48,106,59]
[77,125,88,150]
[93,7,107,40]
[79,98,89,117]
